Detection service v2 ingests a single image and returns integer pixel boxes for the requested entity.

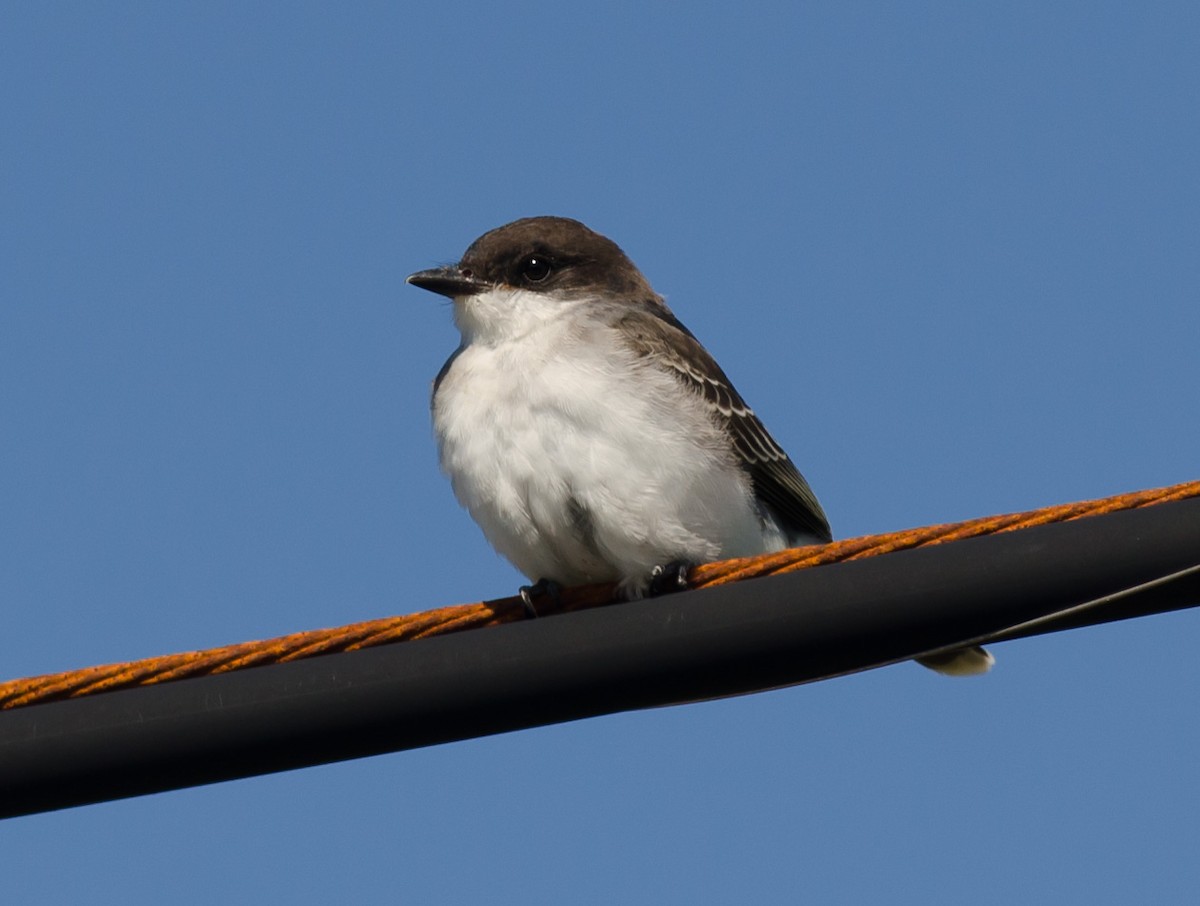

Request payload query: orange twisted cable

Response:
[2,478,1197,711]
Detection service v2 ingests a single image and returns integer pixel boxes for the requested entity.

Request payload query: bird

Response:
[407,216,992,676]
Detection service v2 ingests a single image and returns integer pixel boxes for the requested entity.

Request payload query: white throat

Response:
[453,286,587,346]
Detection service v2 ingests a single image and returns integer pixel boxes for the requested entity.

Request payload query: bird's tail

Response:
[915,645,995,677]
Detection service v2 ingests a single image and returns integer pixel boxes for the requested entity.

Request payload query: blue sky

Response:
[2,2,1198,902]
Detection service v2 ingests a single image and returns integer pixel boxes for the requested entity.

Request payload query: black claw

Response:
[517,578,562,618]
[647,560,693,597]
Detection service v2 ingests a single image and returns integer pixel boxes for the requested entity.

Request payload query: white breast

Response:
[432,289,776,594]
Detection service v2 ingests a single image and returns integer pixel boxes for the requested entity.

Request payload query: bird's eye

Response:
[520,255,552,283]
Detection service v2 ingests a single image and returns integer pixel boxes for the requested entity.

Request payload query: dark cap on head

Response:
[407,216,657,300]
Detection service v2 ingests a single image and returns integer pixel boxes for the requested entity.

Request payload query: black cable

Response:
[1,496,1197,819]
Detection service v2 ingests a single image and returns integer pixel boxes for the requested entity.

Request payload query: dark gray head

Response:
[406,216,657,300]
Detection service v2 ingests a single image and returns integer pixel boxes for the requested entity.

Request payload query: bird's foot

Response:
[518,578,562,618]
[647,560,693,597]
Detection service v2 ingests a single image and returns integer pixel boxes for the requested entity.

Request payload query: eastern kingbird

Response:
[408,216,991,676]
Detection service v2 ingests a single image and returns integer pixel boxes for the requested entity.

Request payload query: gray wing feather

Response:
[613,303,832,543]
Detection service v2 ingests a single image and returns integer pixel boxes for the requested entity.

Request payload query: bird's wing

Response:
[612,303,832,543]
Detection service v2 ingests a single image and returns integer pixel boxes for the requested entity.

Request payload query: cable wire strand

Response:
[2,478,1197,711]
[909,560,1200,665]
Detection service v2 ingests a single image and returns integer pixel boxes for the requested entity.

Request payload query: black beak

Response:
[406,265,488,298]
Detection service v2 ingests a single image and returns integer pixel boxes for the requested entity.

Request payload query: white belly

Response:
[432,326,775,593]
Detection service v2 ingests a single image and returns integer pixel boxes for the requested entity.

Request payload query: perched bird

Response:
[408,216,991,676]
